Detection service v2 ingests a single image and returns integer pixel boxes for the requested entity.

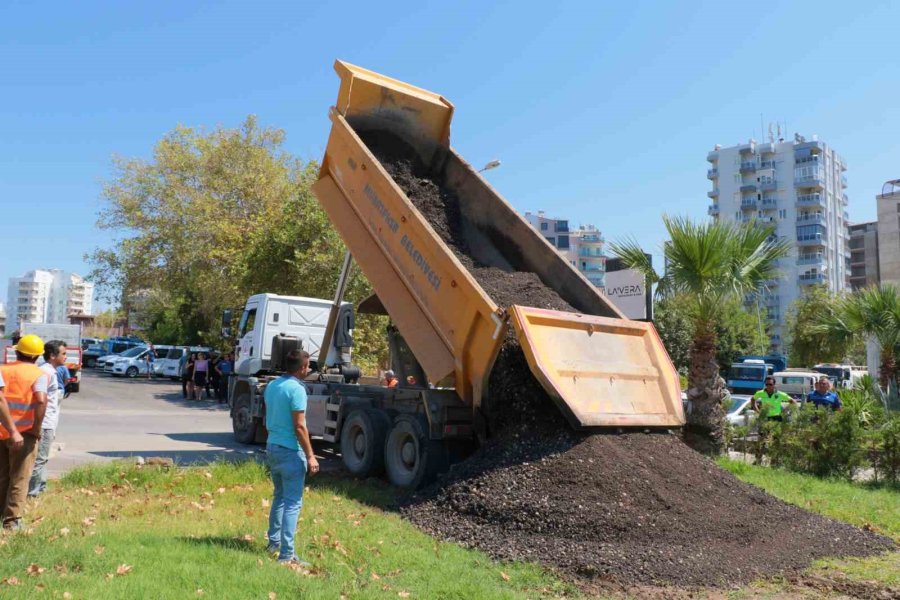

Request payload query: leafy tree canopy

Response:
[89,116,388,372]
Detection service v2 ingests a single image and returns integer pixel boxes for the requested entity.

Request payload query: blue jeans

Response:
[266,443,307,560]
[28,429,55,497]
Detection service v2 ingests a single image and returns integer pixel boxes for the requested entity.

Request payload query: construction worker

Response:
[384,370,398,388]
[0,334,49,530]
[752,375,795,422]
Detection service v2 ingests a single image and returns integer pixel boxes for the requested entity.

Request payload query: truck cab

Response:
[234,293,353,377]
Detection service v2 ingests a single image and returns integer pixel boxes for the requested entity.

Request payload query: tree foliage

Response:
[611,215,790,455]
[784,285,863,367]
[88,116,387,371]
[655,295,769,374]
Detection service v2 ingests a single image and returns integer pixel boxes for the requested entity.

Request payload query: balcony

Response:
[707,188,719,198]
[797,233,825,247]
[795,155,820,165]
[759,180,777,192]
[760,197,778,209]
[797,253,824,266]
[741,198,758,209]
[740,184,758,193]
[578,247,606,258]
[707,168,718,179]
[740,162,757,174]
[580,233,604,243]
[759,160,776,169]
[707,150,719,163]
[738,142,755,154]
[708,204,720,216]
[754,219,777,230]
[757,142,775,154]
[797,214,826,226]
[582,265,605,273]
[796,193,825,208]
[794,173,825,189]
[799,273,826,285]
[841,175,848,188]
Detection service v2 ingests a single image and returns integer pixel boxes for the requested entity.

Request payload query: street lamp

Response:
[478,159,501,173]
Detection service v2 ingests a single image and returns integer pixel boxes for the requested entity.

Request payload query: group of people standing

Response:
[0,334,70,530]
[180,351,233,402]
[752,374,843,421]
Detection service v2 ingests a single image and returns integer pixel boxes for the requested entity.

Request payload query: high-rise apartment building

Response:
[524,211,607,287]
[6,269,94,327]
[707,134,850,351]
[848,221,879,289]
[876,179,900,286]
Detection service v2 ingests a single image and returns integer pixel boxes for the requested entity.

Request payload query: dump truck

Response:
[227,61,684,488]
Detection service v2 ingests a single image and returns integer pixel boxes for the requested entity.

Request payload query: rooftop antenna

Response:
[768,123,775,143]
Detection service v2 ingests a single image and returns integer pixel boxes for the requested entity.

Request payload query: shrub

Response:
[872,414,900,484]
[769,404,868,481]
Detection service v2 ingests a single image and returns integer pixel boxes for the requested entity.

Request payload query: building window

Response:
[779,209,787,219]
[540,222,548,231]
[545,236,556,245]
[557,235,570,249]
[555,221,569,233]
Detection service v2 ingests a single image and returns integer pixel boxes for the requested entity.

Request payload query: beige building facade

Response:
[877,180,900,285]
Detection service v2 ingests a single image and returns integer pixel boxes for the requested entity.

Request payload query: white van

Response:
[772,371,820,399]
[158,346,212,380]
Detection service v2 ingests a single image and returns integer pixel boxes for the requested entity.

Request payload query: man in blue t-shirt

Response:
[806,376,843,411]
[263,349,320,566]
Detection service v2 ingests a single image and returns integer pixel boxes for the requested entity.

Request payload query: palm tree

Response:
[610,216,790,455]
[813,284,900,396]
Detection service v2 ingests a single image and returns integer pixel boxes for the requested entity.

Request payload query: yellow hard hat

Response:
[15,334,45,357]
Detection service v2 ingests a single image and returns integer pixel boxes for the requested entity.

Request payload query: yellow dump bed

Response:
[312,61,684,429]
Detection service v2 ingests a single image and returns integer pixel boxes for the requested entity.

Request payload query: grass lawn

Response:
[0,461,575,599]
[1,457,897,599]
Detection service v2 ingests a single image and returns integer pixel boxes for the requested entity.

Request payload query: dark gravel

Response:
[359,128,895,588]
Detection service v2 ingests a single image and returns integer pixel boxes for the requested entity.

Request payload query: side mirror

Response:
[222,309,233,328]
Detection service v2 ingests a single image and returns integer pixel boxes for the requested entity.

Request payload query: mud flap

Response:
[508,306,685,429]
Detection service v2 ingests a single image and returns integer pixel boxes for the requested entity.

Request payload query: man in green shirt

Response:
[752,376,795,422]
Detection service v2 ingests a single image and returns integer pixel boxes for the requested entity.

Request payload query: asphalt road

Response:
[47,370,260,476]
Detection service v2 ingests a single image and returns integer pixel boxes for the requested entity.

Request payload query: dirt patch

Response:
[358,128,895,588]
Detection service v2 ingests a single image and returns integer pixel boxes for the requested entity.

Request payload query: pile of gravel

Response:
[359,129,894,587]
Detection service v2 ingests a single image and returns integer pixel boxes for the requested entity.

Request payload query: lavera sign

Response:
[602,268,648,319]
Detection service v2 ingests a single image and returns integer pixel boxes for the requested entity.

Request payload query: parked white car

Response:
[726,394,756,427]
[105,346,151,377]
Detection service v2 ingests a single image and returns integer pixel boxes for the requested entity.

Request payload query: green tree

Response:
[655,295,768,374]
[813,284,900,393]
[784,285,863,367]
[611,216,791,455]
[89,116,387,367]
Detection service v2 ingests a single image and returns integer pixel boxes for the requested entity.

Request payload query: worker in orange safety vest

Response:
[0,334,49,530]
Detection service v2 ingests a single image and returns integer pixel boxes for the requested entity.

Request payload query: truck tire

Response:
[126,366,139,378]
[340,409,390,477]
[232,393,257,444]
[384,414,446,489]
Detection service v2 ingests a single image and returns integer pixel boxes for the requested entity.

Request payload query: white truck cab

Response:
[234,293,353,377]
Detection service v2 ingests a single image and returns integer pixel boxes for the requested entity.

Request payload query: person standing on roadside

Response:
[0,335,49,530]
[264,349,320,566]
[752,376,795,421]
[193,352,209,400]
[215,353,234,404]
[807,376,843,411]
[183,352,196,400]
[28,340,67,497]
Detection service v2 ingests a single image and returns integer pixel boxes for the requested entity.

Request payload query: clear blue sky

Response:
[3,1,899,310]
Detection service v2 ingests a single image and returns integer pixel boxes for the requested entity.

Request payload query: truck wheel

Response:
[340,409,390,477]
[384,415,446,489]
[232,393,257,444]
[126,366,139,378]
[85,358,96,368]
